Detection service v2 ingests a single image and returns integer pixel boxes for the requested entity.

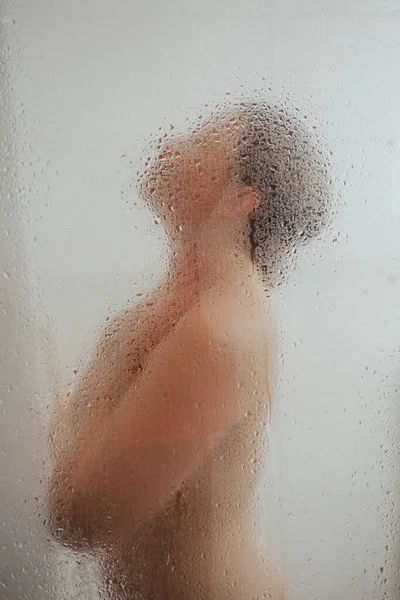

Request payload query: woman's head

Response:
[140,100,332,283]
[141,112,256,227]
[234,102,332,282]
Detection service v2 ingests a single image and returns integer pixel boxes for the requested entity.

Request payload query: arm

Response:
[49,310,242,548]
[51,285,192,452]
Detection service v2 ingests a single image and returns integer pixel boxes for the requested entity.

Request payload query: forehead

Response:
[171,110,246,168]
[141,108,248,197]
[192,109,246,147]
[149,109,247,181]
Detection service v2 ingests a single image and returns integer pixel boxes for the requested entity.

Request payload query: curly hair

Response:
[234,102,333,284]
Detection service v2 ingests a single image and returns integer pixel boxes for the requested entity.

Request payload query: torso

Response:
[97,283,282,599]
[101,423,282,600]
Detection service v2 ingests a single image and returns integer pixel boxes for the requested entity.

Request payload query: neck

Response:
[167,215,258,298]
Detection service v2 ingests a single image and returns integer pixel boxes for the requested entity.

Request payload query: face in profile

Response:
[139,101,332,283]
[140,112,249,230]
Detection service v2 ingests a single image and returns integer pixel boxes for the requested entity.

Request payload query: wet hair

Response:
[138,99,333,286]
[234,102,332,284]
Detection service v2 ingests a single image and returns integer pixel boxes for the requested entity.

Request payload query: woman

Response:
[48,101,330,599]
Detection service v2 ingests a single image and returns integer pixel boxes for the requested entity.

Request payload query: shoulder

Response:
[167,307,228,359]
[165,303,253,391]
[149,305,239,383]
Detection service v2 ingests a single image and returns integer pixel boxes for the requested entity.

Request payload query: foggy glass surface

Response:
[1,1,400,599]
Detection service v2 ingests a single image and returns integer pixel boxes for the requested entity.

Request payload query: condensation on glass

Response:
[1,1,400,600]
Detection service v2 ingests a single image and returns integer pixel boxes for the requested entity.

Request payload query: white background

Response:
[1,0,400,598]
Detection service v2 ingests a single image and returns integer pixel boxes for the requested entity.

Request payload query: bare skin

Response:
[49,117,283,599]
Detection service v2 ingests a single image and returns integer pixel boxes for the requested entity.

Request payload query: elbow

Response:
[47,468,90,550]
[47,457,105,550]
[47,458,139,550]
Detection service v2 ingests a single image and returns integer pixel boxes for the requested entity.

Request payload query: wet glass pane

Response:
[1,1,399,599]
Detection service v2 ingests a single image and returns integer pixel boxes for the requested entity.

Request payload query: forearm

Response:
[49,311,241,547]
[54,401,210,545]
[66,286,194,438]
[49,375,215,547]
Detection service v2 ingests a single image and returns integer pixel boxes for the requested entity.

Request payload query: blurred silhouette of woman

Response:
[49,102,329,599]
